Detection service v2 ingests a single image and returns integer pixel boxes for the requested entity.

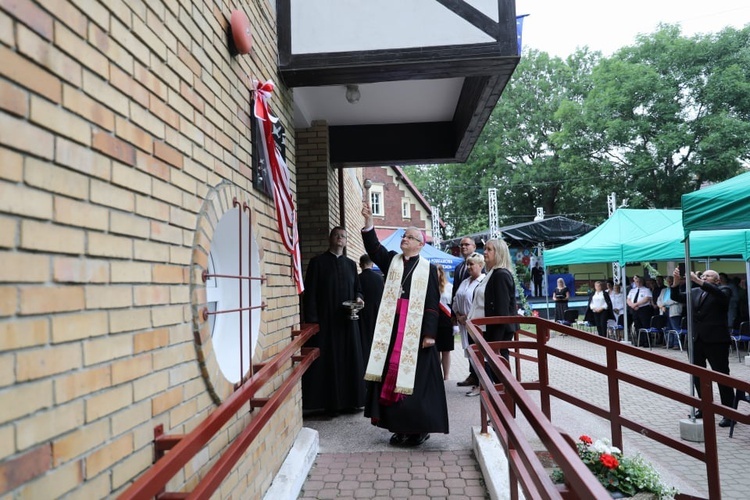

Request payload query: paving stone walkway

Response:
[298,331,750,499]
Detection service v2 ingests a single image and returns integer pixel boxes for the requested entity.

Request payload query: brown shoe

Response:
[457,376,477,387]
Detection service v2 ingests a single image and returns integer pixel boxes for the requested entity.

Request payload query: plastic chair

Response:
[636,315,667,349]
[605,319,622,341]
[557,309,578,327]
[664,317,688,352]
[577,319,595,333]
[730,321,750,362]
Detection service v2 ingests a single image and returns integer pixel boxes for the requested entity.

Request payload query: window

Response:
[401,200,411,219]
[370,185,384,216]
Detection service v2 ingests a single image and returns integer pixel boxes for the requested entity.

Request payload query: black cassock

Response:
[362,228,449,435]
[358,268,384,363]
[302,252,365,413]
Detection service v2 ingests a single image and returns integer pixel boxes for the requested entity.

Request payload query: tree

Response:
[463,48,607,227]
[406,25,750,236]
[570,24,750,208]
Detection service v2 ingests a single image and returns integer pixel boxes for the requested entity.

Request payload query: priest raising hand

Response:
[359,206,449,447]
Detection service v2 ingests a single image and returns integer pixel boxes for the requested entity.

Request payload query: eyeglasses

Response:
[402,234,422,243]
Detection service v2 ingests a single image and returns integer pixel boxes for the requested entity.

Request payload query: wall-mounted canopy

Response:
[277,0,520,166]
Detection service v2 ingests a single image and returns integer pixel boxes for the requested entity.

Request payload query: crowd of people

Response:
[300,212,750,444]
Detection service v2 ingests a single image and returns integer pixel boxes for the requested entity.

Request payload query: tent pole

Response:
[621,264,628,342]
[746,261,750,333]
[684,237,697,417]
[541,244,550,320]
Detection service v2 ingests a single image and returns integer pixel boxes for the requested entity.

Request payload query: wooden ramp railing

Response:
[467,316,750,500]
[118,323,319,500]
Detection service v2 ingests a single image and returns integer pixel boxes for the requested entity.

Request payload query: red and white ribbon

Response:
[253,80,304,293]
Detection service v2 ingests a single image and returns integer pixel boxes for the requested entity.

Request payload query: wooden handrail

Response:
[466,319,610,499]
[118,323,319,500]
[466,315,750,499]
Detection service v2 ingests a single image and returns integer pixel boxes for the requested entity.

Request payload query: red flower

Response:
[579,435,593,445]
[600,453,619,470]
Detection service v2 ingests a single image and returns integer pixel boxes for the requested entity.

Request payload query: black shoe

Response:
[719,417,732,428]
[689,410,703,419]
[457,376,477,387]
[403,433,430,446]
[389,433,407,446]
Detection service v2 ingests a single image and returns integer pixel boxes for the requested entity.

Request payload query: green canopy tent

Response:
[682,170,750,236]
[545,208,750,266]
[544,209,682,338]
[544,209,681,266]
[544,208,750,339]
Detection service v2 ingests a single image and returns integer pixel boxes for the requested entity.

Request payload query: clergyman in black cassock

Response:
[358,254,384,364]
[302,227,365,415]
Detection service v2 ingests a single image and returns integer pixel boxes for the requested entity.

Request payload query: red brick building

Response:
[364,166,436,243]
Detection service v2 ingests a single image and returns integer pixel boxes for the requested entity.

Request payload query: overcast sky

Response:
[515,0,750,58]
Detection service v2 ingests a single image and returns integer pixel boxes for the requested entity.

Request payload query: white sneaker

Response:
[465,386,480,397]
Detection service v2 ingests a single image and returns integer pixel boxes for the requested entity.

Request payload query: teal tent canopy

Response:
[544,209,680,266]
[682,170,750,236]
[682,171,750,262]
[544,208,750,266]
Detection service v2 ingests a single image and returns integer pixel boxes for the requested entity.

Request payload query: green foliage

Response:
[404,25,750,238]
[552,435,677,499]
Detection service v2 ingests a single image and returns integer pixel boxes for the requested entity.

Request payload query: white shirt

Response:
[627,286,651,306]
[610,291,625,317]
[590,291,608,311]
[454,272,485,350]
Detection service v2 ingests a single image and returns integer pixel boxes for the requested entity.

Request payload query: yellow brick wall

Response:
[0,1,303,497]
[296,123,366,284]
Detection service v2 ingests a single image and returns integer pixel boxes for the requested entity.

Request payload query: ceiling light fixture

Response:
[345,84,361,104]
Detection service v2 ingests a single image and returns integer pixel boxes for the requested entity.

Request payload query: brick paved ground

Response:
[298,449,488,499]
[299,331,750,499]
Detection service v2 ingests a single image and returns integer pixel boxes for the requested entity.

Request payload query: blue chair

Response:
[730,321,750,362]
[636,315,667,350]
[606,319,623,341]
[665,317,688,352]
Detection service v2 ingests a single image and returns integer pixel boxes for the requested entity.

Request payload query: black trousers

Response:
[692,338,735,408]
[593,311,608,337]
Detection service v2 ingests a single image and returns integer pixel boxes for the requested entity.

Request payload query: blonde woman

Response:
[467,239,517,395]
[553,277,570,321]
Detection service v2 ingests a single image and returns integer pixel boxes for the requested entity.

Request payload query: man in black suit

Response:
[671,268,734,427]
[531,263,544,297]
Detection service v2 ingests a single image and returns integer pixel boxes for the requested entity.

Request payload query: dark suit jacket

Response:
[671,282,731,344]
[483,268,517,342]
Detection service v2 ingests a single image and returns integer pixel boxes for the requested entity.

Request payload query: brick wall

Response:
[295,122,366,301]
[0,1,302,497]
